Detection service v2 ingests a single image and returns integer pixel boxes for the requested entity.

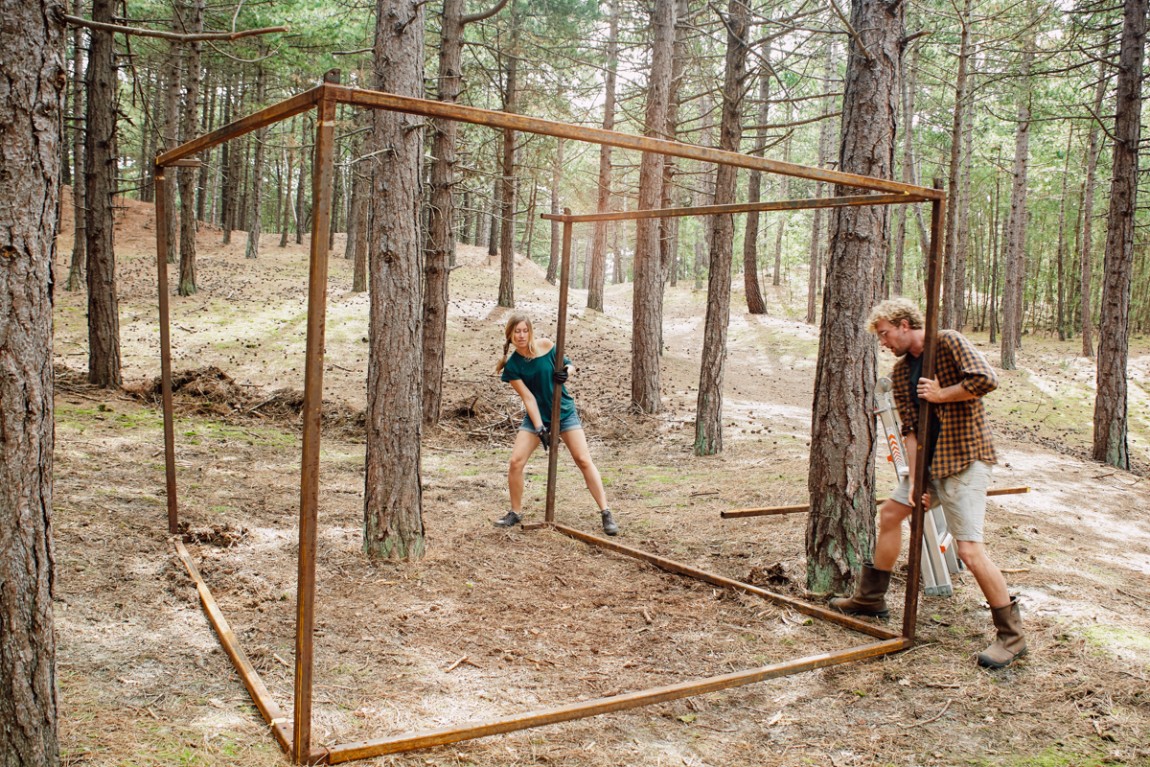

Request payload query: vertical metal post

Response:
[154,167,179,535]
[902,184,946,641]
[293,78,338,765]
[545,213,574,524]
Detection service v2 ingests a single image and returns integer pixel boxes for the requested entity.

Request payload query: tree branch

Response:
[462,0,512,24]
[60,12,287,42]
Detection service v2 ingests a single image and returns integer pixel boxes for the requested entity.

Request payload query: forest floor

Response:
[51,193,1150,767]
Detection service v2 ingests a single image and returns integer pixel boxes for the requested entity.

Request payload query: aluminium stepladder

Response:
[875,377,963,597]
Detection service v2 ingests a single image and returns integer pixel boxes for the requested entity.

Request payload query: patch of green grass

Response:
[1080,624,1150,658]
[967,743,1109,767]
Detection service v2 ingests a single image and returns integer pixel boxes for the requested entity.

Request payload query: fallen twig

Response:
[897,698,952,728]
[444,655,468,673]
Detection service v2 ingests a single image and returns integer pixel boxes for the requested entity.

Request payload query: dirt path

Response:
[51,196,1150,766]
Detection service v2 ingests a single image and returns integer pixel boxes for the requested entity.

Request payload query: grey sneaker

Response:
[494,511,521,528]
[600,509,619,536]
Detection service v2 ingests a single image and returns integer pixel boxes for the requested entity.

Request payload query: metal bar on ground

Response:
[903,186,947,642]
[332,86,940,199]
[324,638,908,762]
[174,540,293,754]
[553,524,899,640]
[541,193,930,224]
[545,213,574,524]
[154,169,179,535]
[721,487,1030,519]
[156,87,322,167]
[292,82,336,765]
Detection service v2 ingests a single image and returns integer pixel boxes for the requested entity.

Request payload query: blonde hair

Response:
[867,297,924,334]
[495,314,539,372]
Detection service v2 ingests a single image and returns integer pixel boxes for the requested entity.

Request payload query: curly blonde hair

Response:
[867,297,924,334]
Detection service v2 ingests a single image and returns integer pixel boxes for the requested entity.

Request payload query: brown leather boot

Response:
[977,597,1028,668]
[829,564,891,618]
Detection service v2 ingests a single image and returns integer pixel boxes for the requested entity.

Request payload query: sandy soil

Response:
[51,194,1150,767]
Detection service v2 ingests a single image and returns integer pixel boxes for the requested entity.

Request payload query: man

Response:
[830,298,1027,669]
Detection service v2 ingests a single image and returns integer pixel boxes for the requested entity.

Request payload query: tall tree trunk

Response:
[421,0,481,426]
[1080,61,1107,358]
[279,142,294,247]
[365,0,426,559]
[999,43,1033,370]
[547,138,563,284]
[1055,125,1073,340]
[177,0,204,296]
[219,71,239,244]
[806,0,902,594]
[66,0,86,292]
[587,0,618,310]
[771,121,791,286]
[0,7,62,764]
[658,0,689,292]
[808,41,837,323]
[891,43,916,297]
[694,0,749,456]
[630,0,677,413]
[1093,0,1146,469]
[742,37,770,315]
[350,159,370,293]
[295,116,309,244]
[942,0,972,329]
[161,26,181,265]
[497,13,520,308]
[244,65,267,260]
[85,0,121,387]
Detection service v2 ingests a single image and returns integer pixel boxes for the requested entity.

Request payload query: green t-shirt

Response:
[501,346,576,427]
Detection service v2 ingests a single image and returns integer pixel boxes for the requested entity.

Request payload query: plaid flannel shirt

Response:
[892,329,997,479]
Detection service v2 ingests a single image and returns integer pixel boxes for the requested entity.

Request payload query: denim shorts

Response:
[520,412,582,434]
[889,460,992,542]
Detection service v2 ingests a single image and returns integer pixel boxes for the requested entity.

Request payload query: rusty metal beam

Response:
[902,186,948,641]
[331,85,940,199]
[324,637,908,761]
[553,524,899,641]
[155,87,322,167]
[543,193,931,224]
[153,169,179,535]
[721,486,1030,519]
[545,214,575,524]
[292,83,338,765]
[174,541,293,754]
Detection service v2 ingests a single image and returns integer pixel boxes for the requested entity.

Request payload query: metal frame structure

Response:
[155,76,947,765]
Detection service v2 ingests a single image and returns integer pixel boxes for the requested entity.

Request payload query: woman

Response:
[494,314,619,535]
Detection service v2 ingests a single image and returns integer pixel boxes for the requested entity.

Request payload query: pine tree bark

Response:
[742,37,770,316]
[587,1,617,309]
[1079,61,1106,358]
[942,0,972,329]
[806,0,903,594]
[243,65,267,260]
[1,5,62,764]
[999,43,1033,370]
[694,0,749,456]
[547,138,563,284]
[176,0,203,296]
[364,0,426,559]
[630,0,677,413]
[496,13,520,309]
[1093,0,1146,469]
[66,0,86,292]
[85,0,122,387]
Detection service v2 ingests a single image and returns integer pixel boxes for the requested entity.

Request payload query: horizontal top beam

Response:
[542,193,932,223]
[332,85,941,199]
[155,81,942,202]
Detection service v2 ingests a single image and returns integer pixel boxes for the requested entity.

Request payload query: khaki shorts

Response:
[889,460,992,543]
